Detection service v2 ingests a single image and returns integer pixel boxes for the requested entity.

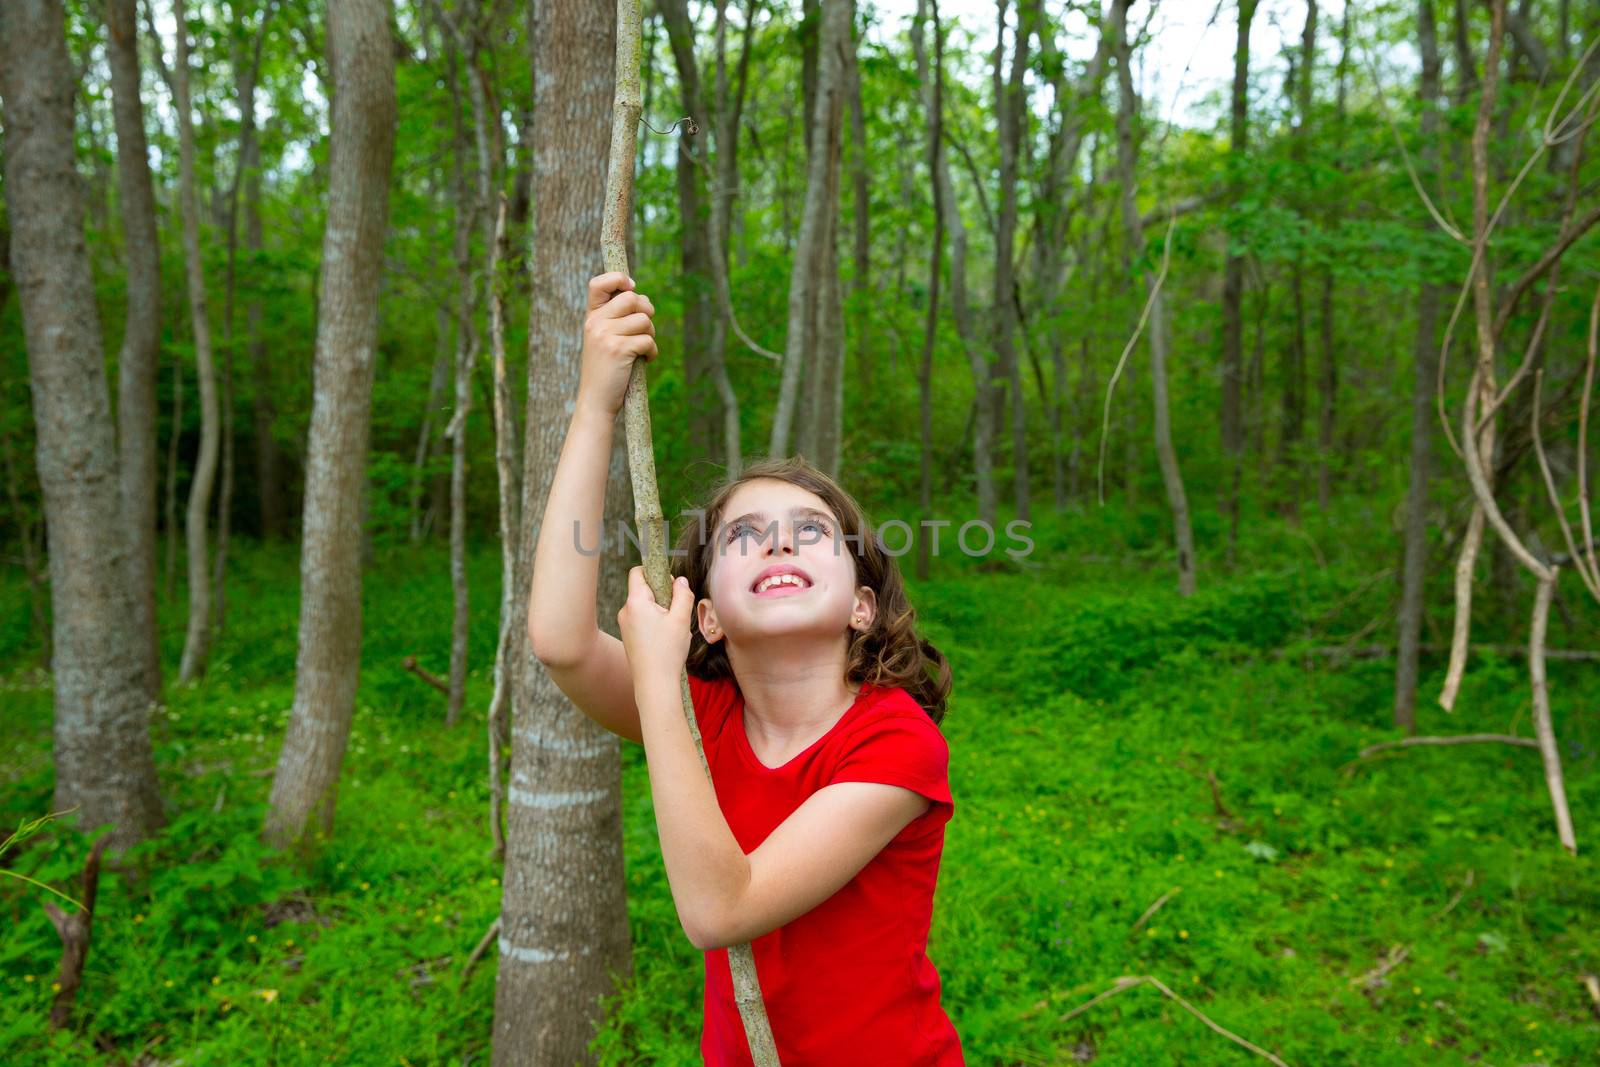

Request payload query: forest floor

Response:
[2,507,1598,1065]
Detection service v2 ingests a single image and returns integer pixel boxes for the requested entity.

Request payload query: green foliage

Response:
[2,533,1596,1064]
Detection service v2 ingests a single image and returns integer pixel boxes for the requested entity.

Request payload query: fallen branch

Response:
[1349,944,1409,991]
[43,835,109,1029]
[1356,733,1539,760]
[1060,974,1290,1066]
[1579,973,1600,1020]
[1128,886,1181,937]
[1288,643,1600,662]
[459,915,500,991]
[402,655,449,695]
[1427,868,1475,923]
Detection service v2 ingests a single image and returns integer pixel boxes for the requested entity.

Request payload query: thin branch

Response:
[1097,213,1176,504]
[1128,886,1181,937]
[1060,974,1290,1066]
[1357,733,1540,759]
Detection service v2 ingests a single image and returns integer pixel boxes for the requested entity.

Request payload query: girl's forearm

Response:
[527,403,615,664]
[636,671,749,946]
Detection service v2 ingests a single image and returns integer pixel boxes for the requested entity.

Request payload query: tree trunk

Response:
[265,0,397,850]
[993,0,1032,523]
[0,0,166,852]
[914,0,946,581]
[770,0,853,461]
[1316,4,1347,512]
[1220,0,1257,556]
[846,29,872,395]
[164,360,183,600]
[660,0,721,469]
[1395,0,1444,733]
[706,0,757,474]
[105,0,163,700]
[926,22,995,528]
[491,1,634,1060]
[170,0,221,683]
[246,113,284,540]
[213,4,270,637]
[447,40,475,731]
[1111,0,1196,596]
[410,320,451,542]
[1277,0,1316,514]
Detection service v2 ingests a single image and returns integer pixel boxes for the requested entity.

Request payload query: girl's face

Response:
[697,478,875,650]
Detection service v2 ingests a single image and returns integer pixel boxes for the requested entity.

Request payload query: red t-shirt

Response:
[686,672,964,1066]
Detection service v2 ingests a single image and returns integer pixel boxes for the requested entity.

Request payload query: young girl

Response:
[528,272,964,1065]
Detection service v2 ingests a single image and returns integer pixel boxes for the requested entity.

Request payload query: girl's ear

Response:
[697,598,723,644]
[851,587,878,631]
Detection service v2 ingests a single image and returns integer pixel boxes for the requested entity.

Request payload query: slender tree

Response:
[1394,0,1445,732]
[1110,0,1196,595]
[914,0,946,581]
[265,0,398,849]
[772,0,853,467]
[1,0,166,851]
[170,0,222,683]
[659,0,722,467]
[1220,0,1257,556]
[104,0,163,700]
[993,0,1033,522]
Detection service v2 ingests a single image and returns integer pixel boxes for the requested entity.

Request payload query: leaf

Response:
[1243,840,1280,862]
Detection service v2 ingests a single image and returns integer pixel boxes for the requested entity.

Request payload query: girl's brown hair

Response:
[670,455,953,725]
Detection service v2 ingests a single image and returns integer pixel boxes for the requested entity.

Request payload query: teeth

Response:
[756,573,808,593]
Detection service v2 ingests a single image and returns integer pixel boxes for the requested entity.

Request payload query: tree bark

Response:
[1111,0,1196,595]
[0,0,166,852]
[446,34,476,731]
[771,0,852,463]
[993,0,1033,523]
[1277,0,1316,512]
[213,3,271,637]
[926,15,995,528]
[105,0,163,701]
[491,1,634,1060]
[659,0,721,468]
[914,0,946,582]
[846,27,872,394]
[247,111,284,540]
[170,0,221,683]
[265,0,397,850]
[410,320,451,542]
[1220,0,1256,556]
[1395,0,1443,732]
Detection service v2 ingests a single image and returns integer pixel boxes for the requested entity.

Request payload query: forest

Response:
[2,0,1599,1062]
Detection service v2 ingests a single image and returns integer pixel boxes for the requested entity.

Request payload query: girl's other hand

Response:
[578,272,657,419]
[618,569,693,690]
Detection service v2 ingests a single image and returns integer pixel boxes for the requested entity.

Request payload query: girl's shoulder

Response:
[830,684,954,815]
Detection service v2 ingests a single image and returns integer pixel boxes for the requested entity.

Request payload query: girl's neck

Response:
[726,643,859,743]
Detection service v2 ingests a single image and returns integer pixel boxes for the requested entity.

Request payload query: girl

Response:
[529,272,964,1065]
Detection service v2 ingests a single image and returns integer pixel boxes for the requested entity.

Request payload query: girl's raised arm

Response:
[527,272,657,744]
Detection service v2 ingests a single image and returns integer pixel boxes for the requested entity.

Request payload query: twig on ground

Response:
[1357,734,1540,760]
[1128,886,1181,937]
[1350,944,1409,991]
[1427,868,1475,923]
[1060,974,1290,1066]
[42,834,110,1029]
[1579,974,1600,1019]
[402,655,449,695]
[459,916,501,991]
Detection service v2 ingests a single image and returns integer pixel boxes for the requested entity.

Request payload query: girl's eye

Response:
[726,521,753,543]
[801,519,830,536]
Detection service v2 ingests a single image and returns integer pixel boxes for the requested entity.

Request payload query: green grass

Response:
[2,514,1597,1065]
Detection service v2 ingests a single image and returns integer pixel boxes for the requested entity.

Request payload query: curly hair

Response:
[670,455,952,725]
